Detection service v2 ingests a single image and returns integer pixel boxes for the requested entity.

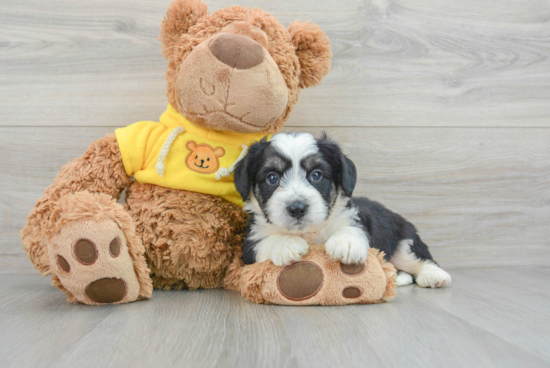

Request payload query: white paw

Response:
[256,236,309,267]
[415,264,451,288]
[395,271,414,287]
[325,231,369,265]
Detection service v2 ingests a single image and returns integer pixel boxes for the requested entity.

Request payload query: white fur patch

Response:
[265,133,327,230]
[390,239,424,275]
[416,263,452,288]
[324,226,369,264]
[254,235,310,266]
[270,132,318,162]
[395,271,414,287]
[390,238,451,288]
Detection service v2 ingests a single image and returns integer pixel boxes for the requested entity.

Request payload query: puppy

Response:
[234,133,451,288]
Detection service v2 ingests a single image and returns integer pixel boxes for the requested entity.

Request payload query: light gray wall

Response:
[1,0,549,274]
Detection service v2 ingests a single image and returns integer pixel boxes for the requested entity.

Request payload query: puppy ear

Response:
[316,133,357,197]
[288,20,332,88]
[159,0,209,59]
[341,155,357,197]
[234,138,269,202]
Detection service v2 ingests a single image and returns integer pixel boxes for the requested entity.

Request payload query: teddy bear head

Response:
[159,0,332,134]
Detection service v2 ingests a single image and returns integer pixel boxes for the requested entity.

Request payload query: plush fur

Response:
[125,183,247,290]
[20,0,332,304]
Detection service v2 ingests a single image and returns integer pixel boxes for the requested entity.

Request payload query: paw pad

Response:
[342,286,362,298]
[57,255,70,272]
[48,219,144,305]
[277,262,323,301]
[340,263,365,275]
[277,260,366,302]
[74,239,98,265]
[109,237,120,258]
[85,278,127,303]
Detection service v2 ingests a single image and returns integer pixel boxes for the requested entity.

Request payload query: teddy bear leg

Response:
[235,245,397,305]
[47,191,153,305]
[125,185,247,290]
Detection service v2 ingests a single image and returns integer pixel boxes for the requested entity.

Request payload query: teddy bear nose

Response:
[209,33,264,70]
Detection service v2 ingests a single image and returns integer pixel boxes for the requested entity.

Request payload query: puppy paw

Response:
[325,231,369,265]
[415,264,451,288]
[395,271,414,287]
[256,236,309,266]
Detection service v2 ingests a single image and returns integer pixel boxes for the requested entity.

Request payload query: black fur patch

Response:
[351,197,435,263]
[316,133,357,197]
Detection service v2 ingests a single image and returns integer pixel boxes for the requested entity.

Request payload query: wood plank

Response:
[409,268,550,363]
[1,273,548,368]
[0,275,117,368]
[1,0,550,128]
[1,126,549,274]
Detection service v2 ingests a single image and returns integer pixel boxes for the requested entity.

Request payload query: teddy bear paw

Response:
[240,245,396,305]
[48,219,142,305]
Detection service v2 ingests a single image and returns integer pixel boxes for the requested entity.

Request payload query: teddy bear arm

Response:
[20,133,131,275]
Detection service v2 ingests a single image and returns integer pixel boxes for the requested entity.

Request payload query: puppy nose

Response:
[209,33,264,69]
[287,201,308,219]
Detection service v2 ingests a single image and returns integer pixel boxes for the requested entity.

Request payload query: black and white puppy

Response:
[234,133,451,288]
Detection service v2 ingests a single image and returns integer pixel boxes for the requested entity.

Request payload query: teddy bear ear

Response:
[213,147,226,157]
[159,0,209,59]
[288,20,332,88]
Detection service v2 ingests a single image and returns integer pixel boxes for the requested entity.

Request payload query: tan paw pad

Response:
[57,255,71,273]
[74,239,98,265]
[342,286,362,298]
[340,263,365,276]
[277,261,323,301]
[48,220,141,305]
[85,278,127,303]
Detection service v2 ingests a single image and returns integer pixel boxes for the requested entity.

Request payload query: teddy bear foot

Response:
[49,218,144,305]
[230,245,397,305]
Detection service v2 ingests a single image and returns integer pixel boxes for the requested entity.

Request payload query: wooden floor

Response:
[1,268,549,368]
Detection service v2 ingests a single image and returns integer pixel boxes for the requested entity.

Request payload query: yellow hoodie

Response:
[115,105,268,206]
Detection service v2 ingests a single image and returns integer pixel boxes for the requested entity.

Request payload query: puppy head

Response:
[234,132,356,230]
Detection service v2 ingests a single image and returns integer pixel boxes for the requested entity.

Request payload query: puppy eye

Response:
[310,170,323,182]
[266,173,279,186]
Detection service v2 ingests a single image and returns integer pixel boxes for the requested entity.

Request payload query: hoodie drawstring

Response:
[215,144,249,180]
[155,127,184,177]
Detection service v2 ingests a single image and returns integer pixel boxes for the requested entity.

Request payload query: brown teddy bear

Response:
[20,0,334,305]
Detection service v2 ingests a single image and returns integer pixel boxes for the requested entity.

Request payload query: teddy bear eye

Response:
[195,155,198,159]
[207,158,210,161]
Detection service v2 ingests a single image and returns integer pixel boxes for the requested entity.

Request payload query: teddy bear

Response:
[20,0,334,305]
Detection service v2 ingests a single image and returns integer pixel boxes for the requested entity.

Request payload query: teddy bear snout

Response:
[174,31,289,134]
[209,33,264,70]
